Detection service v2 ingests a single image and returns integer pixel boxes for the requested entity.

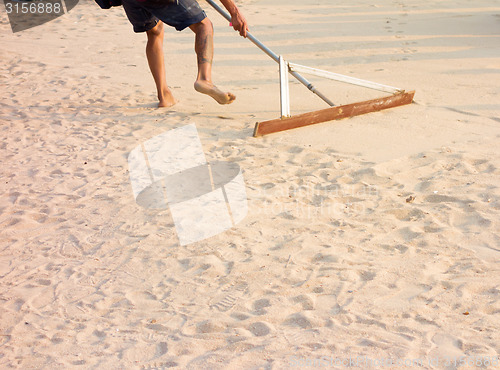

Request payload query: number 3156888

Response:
[5,1,62,14]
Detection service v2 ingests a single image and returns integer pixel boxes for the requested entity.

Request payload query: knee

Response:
[192,17,213,34]
[202,17,213,31]
[147,22,164,39]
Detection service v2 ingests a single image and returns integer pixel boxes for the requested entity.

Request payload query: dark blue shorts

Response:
[122,0,206,33]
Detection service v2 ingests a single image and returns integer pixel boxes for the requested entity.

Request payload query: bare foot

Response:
[158,89,177,108]
[194,80,236,105]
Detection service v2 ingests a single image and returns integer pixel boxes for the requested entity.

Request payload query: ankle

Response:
[195,78,212,85]
[158,87,171,97]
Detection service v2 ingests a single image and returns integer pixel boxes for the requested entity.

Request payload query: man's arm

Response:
[219,0,249,37]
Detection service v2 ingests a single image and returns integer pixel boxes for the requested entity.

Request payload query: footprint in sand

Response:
[248,321,272,337]
[210,282,248,312]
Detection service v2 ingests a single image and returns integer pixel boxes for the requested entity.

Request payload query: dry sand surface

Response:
[1,0,500,368]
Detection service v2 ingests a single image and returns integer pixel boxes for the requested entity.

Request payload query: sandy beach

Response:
[1,0,499,368]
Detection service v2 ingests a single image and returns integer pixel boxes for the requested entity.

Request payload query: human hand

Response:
[230,10,249,37]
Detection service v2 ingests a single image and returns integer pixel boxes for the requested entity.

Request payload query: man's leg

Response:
[146,21,176,108]
[189,18,235,105]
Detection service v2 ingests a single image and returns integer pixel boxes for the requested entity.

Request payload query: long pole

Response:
[205,0,335,107]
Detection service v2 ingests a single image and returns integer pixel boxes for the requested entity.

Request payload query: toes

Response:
[227,93,236,104]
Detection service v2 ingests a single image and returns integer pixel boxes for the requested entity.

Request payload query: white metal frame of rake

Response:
[206,0,415,137]
[279,58,405,118]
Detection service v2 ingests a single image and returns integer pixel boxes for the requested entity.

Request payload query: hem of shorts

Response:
[173,11,206,31]
[133,20,159,33]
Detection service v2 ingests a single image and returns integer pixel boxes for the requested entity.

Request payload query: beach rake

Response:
[206,0,415,137]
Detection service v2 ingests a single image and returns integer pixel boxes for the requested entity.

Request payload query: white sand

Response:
[1,0,499,368]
